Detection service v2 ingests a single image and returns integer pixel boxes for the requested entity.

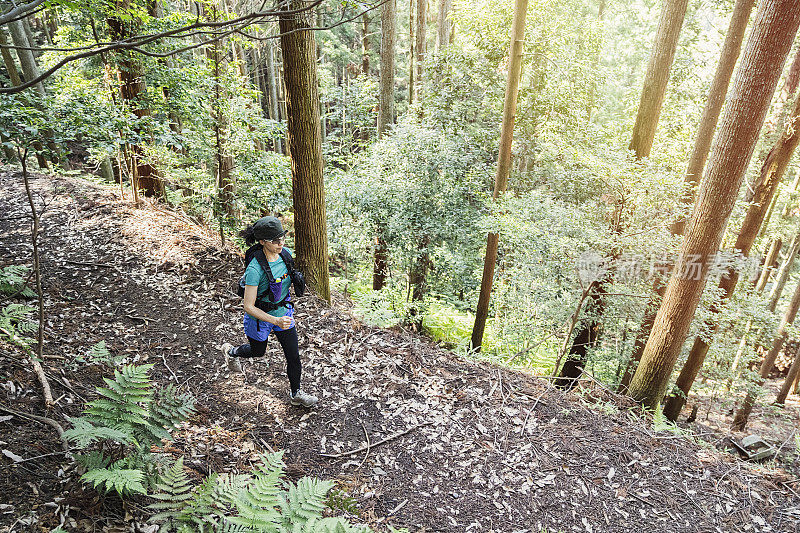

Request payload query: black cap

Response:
[252,216,287,241]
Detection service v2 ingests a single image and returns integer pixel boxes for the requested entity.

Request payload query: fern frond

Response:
[281,477,334,529]
[81,467,146,496]
[230,452,285,532]
[0,265,35,298]
[75,450,111,471]
[148,458,194,527]
[63,417,132,447]
[300,517,373,533]
[150,384,196,433]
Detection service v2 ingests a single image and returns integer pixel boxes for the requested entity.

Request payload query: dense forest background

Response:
[4,0,800,451]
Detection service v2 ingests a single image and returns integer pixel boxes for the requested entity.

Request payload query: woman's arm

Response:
[242,285,292,329]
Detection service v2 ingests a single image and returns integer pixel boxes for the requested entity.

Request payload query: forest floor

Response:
[2,168,800,533]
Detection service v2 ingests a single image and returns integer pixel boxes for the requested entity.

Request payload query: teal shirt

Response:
[244,249,292,318]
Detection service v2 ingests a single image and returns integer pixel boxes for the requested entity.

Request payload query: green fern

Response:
[82,467,147,496]
[76,341,126,367]
[229,452,285,531]
[148,458,195,528]
[0,302,37,351]
[63,417,132,448]
[66,363,196,498]
[281,477,334,530]
[0,265,35,298]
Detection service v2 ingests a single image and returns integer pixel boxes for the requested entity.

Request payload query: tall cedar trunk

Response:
[776,340,800,404]
[362,12,370,75]
[373,0,396,290]
[408,0,415,105]
[670,0,755,235]
[0,28,22,86]
[436,0,451,52]
[279,0,331,303]
[733,277,800,428]
[7,19,44,96]
[266,42,284,154]
[627,0,800,410]
[470,0,528,351]
[628,0,689,159]
[107,1,164,197]
[662,89,800,421]
[414,0,426,102]
[576,0,687,383]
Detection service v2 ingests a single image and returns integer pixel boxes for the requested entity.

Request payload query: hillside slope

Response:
[0,169,798,532]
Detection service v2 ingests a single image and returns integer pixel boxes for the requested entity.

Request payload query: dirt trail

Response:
[1,170,799,533]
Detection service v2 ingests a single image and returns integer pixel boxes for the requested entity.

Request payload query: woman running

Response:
[221,216,318,407]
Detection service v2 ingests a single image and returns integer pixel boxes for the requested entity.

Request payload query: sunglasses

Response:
[270,235,286,244]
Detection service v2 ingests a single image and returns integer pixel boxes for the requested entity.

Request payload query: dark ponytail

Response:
[240,224,257,246]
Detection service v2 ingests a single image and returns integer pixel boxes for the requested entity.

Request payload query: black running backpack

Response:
[237,245,306,311]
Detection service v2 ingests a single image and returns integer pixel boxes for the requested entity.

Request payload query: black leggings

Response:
[231,327,301,394]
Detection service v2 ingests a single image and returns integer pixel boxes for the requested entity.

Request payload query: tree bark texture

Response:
[279,0,331,303]
[408,0,415,105]
[768,232,800,311]
[7,18,44,97]
[0,28,22,86]
[628,0,689,160]
[662,88,800,420]
[628,0,800,410]
[414,0,426,101]
[756,237,783,292]
[377,0,396,138]
[437,0,451,52]
[471,0,528,352]
[776,342,800,404]
[733,277,800,429]
[362,12,370,75]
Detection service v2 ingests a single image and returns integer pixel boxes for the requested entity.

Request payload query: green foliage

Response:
[0,303,38,352]
[148,452,373,533]
[63,364,196,497]
[74,340,126,367]
[0,265,36,299]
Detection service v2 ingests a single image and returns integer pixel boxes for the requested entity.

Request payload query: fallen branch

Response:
[0,404,69,453]
[320,422,430,459]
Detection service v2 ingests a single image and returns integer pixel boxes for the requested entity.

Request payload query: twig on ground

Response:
[0,404,69,452]
[160,354,179,382]
[320,422,430,459]
[357,420,371,469]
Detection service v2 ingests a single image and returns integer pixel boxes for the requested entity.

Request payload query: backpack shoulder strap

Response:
[252,249,276,302]
[279,248,295,274]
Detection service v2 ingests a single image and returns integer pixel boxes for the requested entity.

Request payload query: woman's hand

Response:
[273,315,293,329]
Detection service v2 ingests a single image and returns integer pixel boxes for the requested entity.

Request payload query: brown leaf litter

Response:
[1,169,799,533]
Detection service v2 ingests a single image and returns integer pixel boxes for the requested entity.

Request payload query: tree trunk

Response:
[671,0,755,234]
[361,12,370,75]
[776,341,800,404]
[662,88,800,421]
[471,0,528,352]
[0,28,22,86]
[207,26,236,222]
[378,0,396,138]
[755,237,783,292]
[279,0,330,303]
[414,0,426,102]
[8,19,44,96]
[628,0,689,159]
[373,0,396,290]
[107,2,164,197]
[733,277,800,429]
[768,232,800,311]
[436,0,451,52]
[586,0,607,122]
[408,0,415,105]
[622,0,755,390]
[628,0,800,410]
[266,42,284,154]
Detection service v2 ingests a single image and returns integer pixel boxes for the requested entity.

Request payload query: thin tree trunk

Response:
[436,0,451,52]
[361,12,370,75]
[408,0,415,105]
[628,0,689,159]
[279,0,330,303]
[755,238,783,292]
[414,0,426,102]
[266,42,283,154]
[768,232,800,311]
[373,0,396,290]
[733,277,800,428]
[628,0,800,410]
[19,150,54,407]
[586,0,607,122]
[470,0,528,352]
[662,88,800,420]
